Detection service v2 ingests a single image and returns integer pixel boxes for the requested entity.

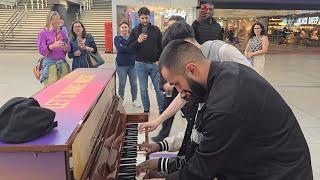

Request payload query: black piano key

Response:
[122,150,137,154]
[121,157,136,160]
[124,140,137,143]
[118,176,136,180]
[125,129,137,132]
[119,165,136,169]
[122,155,137,158]
[119,171,136,176]
[121,159,137,164]
[124,138,137,141]
[126,127,138,130]
[124,142,137,145]
[122,152,137,156]
[120,164,136,169]
[118,174,136,179]
[121,152,137,156]
[122,147,137,150]
[122,147,137,151]
[126,124,138,128]
[123,145,137,148]
[119,167,136,171]
[126,132,137,135]
[119,166,136,171]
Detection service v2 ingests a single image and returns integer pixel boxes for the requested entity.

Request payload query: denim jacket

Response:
[40,58,67,82]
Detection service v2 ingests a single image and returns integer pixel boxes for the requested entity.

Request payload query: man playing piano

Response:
[136,40,313,180]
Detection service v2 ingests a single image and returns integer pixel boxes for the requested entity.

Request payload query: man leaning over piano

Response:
[136,40,313,180]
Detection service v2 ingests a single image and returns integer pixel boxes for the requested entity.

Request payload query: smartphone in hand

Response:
[201,4,208,13]
[142,26,148,35]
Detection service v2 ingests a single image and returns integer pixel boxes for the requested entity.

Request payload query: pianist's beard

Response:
[180,76,207,104]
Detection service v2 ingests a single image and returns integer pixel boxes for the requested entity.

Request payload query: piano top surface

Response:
[0,68,116,152]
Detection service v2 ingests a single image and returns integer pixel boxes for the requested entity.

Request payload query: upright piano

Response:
[0,68,148,180]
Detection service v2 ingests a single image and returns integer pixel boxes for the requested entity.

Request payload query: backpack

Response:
[0,97,57,143]
[33,57,44,81]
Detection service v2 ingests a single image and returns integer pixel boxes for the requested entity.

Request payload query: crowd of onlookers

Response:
[37,3,269,141]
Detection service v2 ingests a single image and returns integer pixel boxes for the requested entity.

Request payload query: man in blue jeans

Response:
[128,7,164,117]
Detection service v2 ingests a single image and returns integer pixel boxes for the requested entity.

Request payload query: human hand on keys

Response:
[136,159,159,178]
[139,119,162,133]
[138,142,160,156]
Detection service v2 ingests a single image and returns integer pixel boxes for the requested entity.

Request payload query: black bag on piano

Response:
[0,97,57,143]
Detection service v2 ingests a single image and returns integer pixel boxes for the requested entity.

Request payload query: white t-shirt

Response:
[201,40,251,67]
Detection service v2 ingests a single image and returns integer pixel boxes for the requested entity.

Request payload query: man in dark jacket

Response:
[136,40,313,180]
[128,7,164,115]
[192,2,223,44]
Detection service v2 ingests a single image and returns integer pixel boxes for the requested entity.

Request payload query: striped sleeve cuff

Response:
[158,157,169,173]
[157,140,169,151]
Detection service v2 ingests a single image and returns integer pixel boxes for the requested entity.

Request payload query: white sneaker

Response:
[132,100,141,107]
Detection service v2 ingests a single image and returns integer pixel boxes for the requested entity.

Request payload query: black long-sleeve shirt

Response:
[128,23,162,63]
[166,61,312,180]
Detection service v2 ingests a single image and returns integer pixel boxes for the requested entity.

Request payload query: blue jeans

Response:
[116,65,138,101]
[135,61,164,113]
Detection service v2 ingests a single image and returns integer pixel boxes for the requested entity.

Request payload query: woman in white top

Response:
[245,22,269,75]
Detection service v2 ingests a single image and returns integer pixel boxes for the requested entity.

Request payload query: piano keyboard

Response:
[118,123,147,180]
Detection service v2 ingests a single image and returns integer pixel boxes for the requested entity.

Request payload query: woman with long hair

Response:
[68,21,97,70]
[245,22,269,75]
[37,11,70,86]
[114,21,140,107]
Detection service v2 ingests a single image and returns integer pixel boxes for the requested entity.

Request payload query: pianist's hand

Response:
[138,142,160,156]
[139,120,161,133]
[136,159,159,177]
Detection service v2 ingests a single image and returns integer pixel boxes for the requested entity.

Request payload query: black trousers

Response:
[157,94,175,138]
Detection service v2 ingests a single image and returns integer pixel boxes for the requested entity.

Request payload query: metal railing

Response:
[0,7,27,48]
[0,0,18,9]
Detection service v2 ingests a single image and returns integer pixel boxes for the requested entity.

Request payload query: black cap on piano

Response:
[0,97,57,143]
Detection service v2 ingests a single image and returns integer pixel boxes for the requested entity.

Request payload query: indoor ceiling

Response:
[214,9,320,19]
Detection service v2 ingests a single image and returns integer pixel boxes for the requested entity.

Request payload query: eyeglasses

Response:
[254,28,262,30]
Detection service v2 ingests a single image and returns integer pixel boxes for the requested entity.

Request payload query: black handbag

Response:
[87,51,105,67]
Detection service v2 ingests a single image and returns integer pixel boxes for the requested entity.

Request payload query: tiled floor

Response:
[0,51,319,178]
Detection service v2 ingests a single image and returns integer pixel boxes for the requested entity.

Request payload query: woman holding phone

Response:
[37,11,70,86]
[114,21,140,107]
[68,21,97,70]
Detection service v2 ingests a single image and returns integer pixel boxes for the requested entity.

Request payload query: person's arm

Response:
[68,41,76,58]
[139,94,187,132]
[86,34,97,53]
[128,29,141,52]
[192,21,201,44]
[157,94,187,123]
[158,131,184,152]
[244,39,250,57]
[250,36,269,56]
[37,30,50,57]
[158,156,188,174]
[156,27,163,59]
[218,25,223,40]
[166,112,243,180]
[62,31,70,53]
[114,36,132,53]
